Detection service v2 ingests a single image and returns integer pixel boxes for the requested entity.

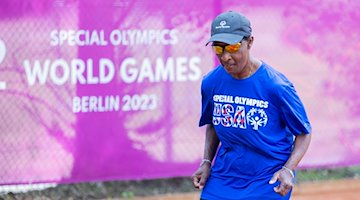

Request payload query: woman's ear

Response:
[247,36,254,49]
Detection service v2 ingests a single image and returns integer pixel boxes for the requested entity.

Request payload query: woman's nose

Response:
[221,51,231,61]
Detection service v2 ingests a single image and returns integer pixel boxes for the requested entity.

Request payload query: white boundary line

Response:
[0,183,57,193]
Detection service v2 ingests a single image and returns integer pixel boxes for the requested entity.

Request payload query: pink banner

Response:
[0,0,359,185]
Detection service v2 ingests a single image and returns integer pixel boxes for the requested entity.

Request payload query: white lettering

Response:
[176,57,188,82]
[49,59,70,85]
[99,58,115,84]
[109,30,121,45]
[73,95,120,113]
[137,58,154,83]
[23,57,201,86]
[71,59,86,84]
[155,57,175,82]
[120,58,138,83]
[50,30,108,46]
[86,59,98,84]
[23,59,50,85]
[119,57,201,83]
[188,57,201,81]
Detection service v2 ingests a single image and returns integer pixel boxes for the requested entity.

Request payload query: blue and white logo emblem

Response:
[247,108,268,130]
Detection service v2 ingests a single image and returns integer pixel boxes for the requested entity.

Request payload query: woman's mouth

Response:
[224,64,235,69]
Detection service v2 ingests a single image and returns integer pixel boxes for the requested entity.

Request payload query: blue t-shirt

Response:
[199,62,311,200]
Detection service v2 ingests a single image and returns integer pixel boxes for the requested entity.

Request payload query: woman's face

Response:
[213,36,253,79]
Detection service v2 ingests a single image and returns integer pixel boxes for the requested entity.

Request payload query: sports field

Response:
[135,179,360,200]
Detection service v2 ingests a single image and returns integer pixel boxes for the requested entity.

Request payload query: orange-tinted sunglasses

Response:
[212,43,241,55]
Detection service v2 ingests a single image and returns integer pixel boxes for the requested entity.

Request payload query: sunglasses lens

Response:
[212,43,241,54]
[225,43,241,53]
[212,46,223,55]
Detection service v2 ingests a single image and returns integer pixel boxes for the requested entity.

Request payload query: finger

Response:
[274,185,285,196]
[192,175,201,188]
[274,183,291,196]
[281,184,292,196]
[273,185,286,196]
[273,185,280,193]
[269,173,279,184]
[198,175,208,189]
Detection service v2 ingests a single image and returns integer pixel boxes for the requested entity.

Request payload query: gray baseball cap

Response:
[207,11,252,45]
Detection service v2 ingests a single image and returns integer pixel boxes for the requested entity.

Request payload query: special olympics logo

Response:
[0,39,6,64]
[247,108,268,130]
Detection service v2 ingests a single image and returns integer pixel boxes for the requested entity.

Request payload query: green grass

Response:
[296,166,360,183]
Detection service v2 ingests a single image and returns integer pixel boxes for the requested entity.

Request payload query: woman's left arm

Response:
[269,133,312,196]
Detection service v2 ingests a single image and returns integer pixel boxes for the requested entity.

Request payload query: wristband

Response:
[200,159,212,167]
[282,166,295,178]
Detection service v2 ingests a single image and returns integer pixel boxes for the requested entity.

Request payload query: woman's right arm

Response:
[192,124,220,189]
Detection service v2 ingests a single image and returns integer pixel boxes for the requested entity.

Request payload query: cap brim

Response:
[206,33,244,46]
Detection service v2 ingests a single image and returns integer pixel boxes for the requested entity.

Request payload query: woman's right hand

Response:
[191,162,211,190]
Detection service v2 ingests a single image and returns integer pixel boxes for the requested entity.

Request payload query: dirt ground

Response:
[134,179,360,200]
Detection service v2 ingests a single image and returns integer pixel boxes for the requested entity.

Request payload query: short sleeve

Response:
[278,84,312,135]
[198,81,213,127]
